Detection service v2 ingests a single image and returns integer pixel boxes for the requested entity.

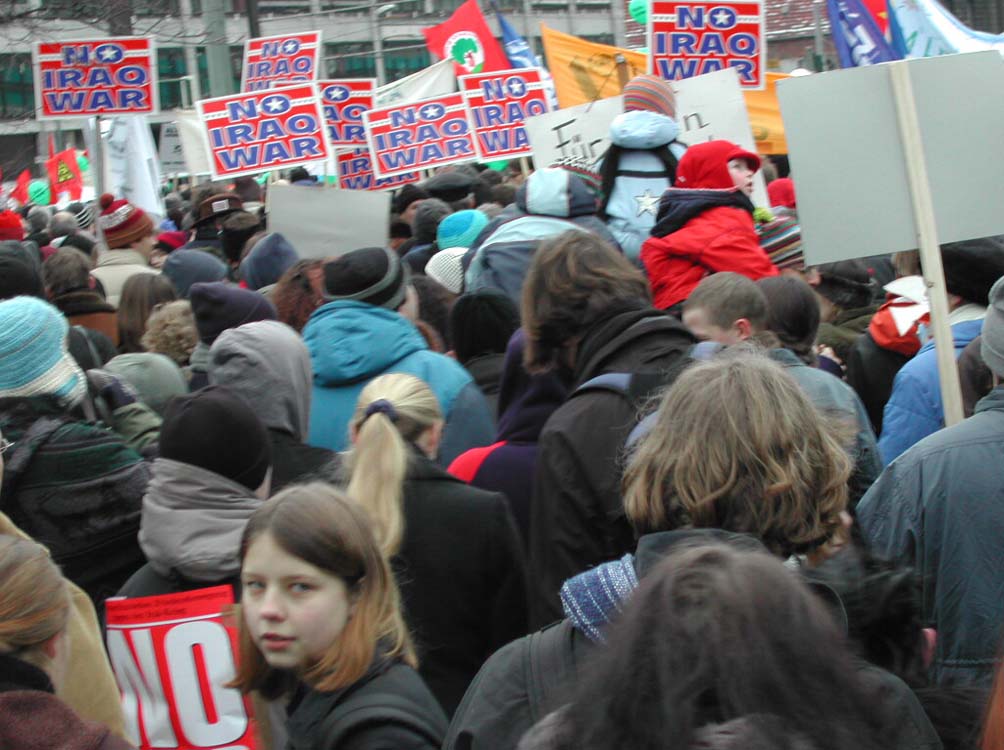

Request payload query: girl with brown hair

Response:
[116,272,177,353]
[232,483,447,749]
[0,534,133,750]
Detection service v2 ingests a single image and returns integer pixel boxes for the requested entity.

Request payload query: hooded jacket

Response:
[597,110,687,263]
[209,320,338,492]
[528,306,695,627]
[304,300,494,465]
[878,316,984,465]
[859,386,1004,685]
[119,458,262,597]
[464,169,621,304]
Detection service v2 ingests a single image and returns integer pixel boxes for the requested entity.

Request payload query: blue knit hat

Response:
[436,209,489,250]
[0,296,86,406]
[162,249,228,298]
[240,233,299,291]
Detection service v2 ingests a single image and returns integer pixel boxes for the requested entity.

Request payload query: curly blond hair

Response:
[141,300,198,367]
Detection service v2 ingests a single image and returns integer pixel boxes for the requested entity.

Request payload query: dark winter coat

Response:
[446,529,942,750]
[462,352,506,420]
[52,290,120,347]
[816,303,879,367]
[0,395,148,604]
[858,386,1004,685]
[0,653,134,750]
[527,306,694,628]
[846,330,912,435]
[641,188,778,310]
[397,453,527,717]
[285,657,447,750]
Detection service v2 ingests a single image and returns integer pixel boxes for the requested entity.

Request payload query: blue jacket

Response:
[859,386,1004,685]
[597,110,687,263]
[878,318,983,465]
[303,300,494,464]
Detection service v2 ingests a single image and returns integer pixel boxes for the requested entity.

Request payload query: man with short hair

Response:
[858,273,1004,686]
[681,271,768,345]
[49,211,80,246]
[43,247,118,346]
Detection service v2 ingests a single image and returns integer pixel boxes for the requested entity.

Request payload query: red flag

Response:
[422,0,509,76]
[46,148,83,201]
[10,170,31,205]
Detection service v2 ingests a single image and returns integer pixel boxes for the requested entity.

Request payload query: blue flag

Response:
[826,0,900,67]
[490,1,537,68]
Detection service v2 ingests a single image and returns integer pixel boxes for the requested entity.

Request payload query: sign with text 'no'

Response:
[34,37,159,119]
[460,68,551,160]
[105,586,257,750]
[364,92,478,179]
[197,84,330,180]
[337,148,420,190]
[319,78,376,148]
[648,1,765,89]
[242,31,321,92]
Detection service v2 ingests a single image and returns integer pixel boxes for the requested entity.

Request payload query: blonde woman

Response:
[345,373,527,717]
[0,534,134,750]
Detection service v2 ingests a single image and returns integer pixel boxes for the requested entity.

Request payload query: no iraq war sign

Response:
[460,68,551,160]
[337,148,420,190]
[197,84,330,179]
[648,0,765,89]
[319,79,376,148]
[34,37,159,119]
[242,31,322,92]
[364,93,478,179]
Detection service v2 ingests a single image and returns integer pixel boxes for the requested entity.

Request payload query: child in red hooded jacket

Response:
[641,140,779,311]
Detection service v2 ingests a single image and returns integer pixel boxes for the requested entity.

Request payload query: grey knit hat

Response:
[981,275,1004,377]
[322,246,411,310]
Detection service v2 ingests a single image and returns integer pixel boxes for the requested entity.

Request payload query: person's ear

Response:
[734,318,753,340]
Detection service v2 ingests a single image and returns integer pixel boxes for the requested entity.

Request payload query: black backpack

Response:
[597,142,681,221]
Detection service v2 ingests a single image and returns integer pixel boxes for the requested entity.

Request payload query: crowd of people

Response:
[1,73,1004,750]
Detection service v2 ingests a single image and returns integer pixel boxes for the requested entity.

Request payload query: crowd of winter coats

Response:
[3,72,1004,750]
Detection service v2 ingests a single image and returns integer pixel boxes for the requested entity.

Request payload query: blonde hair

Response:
[345,374,442,557]
[0,535,71,668]
[141,300,198,366]
[231,484,415,697]
[622,353,850,557]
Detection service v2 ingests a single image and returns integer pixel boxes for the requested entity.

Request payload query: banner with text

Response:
[523,95,623,167]
[319,78,376,148]
[34,37,159,119]
[105,586,257,750]
[364,92,478,178]
[197,84,330,180]
[337,148,421,190]
[242,31,322,92]
[460,68,550,160]
[648,0,765,89]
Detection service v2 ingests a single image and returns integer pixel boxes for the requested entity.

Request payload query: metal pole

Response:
[204,0,235,96]
[811,0,826,71]
[371,3,386,85]
[247,0,261,39]
[178,0,203,102]
[91,117,108,246]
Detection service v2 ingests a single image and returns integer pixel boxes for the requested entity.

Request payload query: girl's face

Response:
[241,532,356,671]
[728,158,755,196]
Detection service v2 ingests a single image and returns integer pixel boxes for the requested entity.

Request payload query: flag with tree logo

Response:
[423,0,509,76]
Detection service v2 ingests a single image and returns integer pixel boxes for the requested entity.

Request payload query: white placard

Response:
[266,183,389,258]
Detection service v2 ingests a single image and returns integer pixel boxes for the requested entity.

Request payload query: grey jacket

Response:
[857,386,1004,685]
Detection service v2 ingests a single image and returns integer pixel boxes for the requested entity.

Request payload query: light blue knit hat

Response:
[436,209,489,251]
[0,296,86,405]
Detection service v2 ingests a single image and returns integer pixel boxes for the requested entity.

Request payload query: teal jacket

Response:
[304,300,494,463]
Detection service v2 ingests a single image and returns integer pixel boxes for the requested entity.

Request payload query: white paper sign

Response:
[266,183,389,258]
[173,109,214,176]
[523,95,624,167]
[158,122,187,175]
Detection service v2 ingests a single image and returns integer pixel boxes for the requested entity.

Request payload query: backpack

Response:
[571,369,683,418]
[597,142,681,221]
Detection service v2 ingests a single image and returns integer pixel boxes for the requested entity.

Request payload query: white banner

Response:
[266,183,389,257]
[104,115,165,222]
[374,58,456,107]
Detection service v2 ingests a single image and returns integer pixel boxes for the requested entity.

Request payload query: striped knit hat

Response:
[98,193,153,249]
[758,215,803,271]
[0,296,86,406]
[622,74,677,119]
[550,156,603,197]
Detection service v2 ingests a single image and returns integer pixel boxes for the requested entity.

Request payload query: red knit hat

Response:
[97,193,154,249]
[675,140,761,190]
[0,210,24,241]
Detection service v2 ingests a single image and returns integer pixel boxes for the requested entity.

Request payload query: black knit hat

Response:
[424,170,475,203]
[189,282,277,345]
[159,385,272,490]
[0,251,44,300]
[322,247,410,310]
[449,288,521,363]
[394,184,429,215]
[940,235,1004,306]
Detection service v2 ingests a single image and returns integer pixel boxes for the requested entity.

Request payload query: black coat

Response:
[397,454,527,717]
[286,658,447,750]
[269,428,339,493]
[117,564,240,600]
[845,331,911,435]
[527,307,694,627]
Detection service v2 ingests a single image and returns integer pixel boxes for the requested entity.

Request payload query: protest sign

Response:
[105,586,257,750]
[364,92,477,178]
[267,183,390,255]
[319,79,377,148]
[197,84,330,180]
[648,0,765,89]
[242,31,321,92]
[522,95,623,167]
[105,115,165,220]
[174,110,215,176]
[34,37,159,119]
[460,68,550,160]
[336,148,420,190]
[778,50,1004,425]
[159,122,188,174]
